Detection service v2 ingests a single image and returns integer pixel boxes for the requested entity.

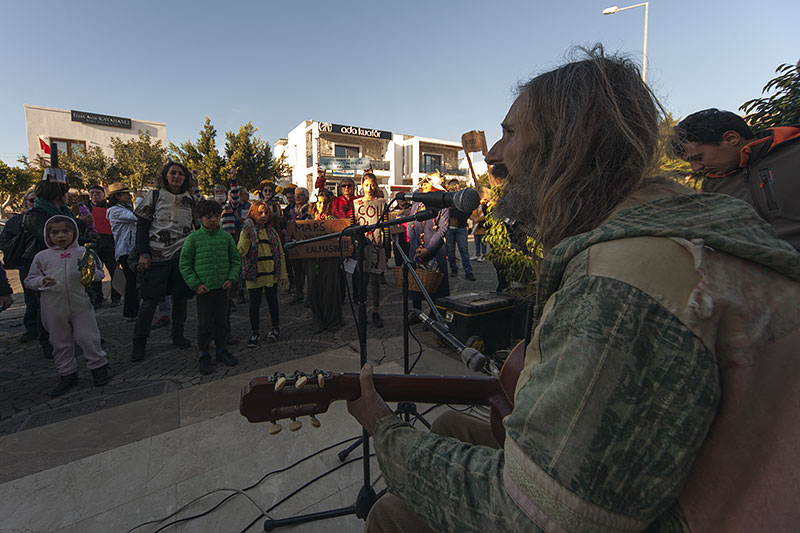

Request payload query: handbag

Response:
[241,244,258,281]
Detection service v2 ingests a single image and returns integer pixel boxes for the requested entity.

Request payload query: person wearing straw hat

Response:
[106,182,140,320]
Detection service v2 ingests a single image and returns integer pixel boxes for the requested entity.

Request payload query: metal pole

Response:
[642,2,648,83]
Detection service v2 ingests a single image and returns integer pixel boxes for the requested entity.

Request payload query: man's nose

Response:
[485,142,502,165]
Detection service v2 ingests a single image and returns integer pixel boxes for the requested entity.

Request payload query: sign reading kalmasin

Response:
[319,122,392,140]
[71,110,132,129]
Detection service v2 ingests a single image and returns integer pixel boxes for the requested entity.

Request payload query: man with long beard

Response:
[347,47,800,532]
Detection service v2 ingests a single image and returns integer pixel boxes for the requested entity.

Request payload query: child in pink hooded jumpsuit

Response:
[24,215,111,396]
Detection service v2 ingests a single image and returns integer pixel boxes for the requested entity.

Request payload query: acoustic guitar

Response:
[239,341,526,444]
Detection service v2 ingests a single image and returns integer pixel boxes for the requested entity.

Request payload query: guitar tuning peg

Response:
[309,415,321,428]
[317,373,325,388]
[269,421,282,435]
[289,418,302,432]
[295,374,308,390]
[274,376,286,392]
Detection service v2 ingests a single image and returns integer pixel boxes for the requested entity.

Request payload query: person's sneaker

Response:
[237,293,247,304]
[199,354,214,375]
[267,327,279,343]
[131,338,146,361]
[91,364,112,386]
[247,332,259,347]
[372,312,384,328]
[216,350,239,367]
[227,336,239,346]
[51,373,78,397]
[126,316,137,322]
[151,316,170,329]
[289,294,304,305]
[450,269,458,277]
[172,335,191,348]
[470,255,478,260]
[19,331,37,343]
[465,272,476,281]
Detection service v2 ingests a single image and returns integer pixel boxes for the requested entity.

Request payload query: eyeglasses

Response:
[341,184,353,188]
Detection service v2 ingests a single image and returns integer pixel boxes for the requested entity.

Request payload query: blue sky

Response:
[1,0,798,165]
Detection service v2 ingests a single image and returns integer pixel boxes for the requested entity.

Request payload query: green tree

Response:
[740,60,800,132]
[273,153,292,183]
[108,131,167,190]
[168,116,225,192]
[0,158,38,215]
[223,122,275,191]
[57,145,110,190]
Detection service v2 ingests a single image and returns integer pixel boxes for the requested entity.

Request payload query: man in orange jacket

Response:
[673,108,800,250]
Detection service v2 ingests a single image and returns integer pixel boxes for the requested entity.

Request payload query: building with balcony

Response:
[274,120,465,193]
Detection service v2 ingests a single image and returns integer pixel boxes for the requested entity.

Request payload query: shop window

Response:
[335,144,360,158]
[51,138,86,157]
[421,153,442,173]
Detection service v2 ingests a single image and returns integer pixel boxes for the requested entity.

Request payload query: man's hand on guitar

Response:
[346,363,394,436]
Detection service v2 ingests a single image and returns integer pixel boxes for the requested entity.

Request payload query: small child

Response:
[179,199,241,375]
[239,201,288,346]
[24,215,111,396]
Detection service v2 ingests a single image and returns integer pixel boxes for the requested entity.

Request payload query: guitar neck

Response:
[350,373,501,405]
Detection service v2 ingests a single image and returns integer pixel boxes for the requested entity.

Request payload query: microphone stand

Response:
[263,209,437,531]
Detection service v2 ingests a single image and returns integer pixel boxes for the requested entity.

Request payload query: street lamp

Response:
[602,2,649,83]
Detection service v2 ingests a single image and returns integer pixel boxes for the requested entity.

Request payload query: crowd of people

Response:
[3,46,798,532]
[0,162,491,396]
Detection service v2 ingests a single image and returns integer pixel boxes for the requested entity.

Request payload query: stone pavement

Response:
[0,251,501,438]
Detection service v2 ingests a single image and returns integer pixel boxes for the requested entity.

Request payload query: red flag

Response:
[38,136,51,154]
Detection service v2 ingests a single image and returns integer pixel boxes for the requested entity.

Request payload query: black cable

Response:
[127,435,361,533]
[239,453,376,533]
[406,325,425,373]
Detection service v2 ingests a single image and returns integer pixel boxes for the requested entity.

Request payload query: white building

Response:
[275,120,467,192]
[24,105,166,164]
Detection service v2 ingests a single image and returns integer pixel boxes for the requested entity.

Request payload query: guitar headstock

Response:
[240,369,346,434]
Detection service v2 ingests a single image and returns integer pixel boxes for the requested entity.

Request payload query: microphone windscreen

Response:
[453,188,480,213]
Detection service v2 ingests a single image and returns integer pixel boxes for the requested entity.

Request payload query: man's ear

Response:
[722,130,745,147]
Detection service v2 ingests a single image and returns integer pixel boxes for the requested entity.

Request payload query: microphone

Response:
[409,310,487,372]
[396,188,480,213]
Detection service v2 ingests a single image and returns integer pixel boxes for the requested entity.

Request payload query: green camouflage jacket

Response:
[373,182,800,532]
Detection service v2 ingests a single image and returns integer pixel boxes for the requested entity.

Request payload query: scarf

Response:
[243,218,283,280]
[34,198,75,219]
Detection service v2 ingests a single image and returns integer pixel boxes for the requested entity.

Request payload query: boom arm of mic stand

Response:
[409,309,487,372]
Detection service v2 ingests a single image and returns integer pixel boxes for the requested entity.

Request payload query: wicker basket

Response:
[392,266,443,293]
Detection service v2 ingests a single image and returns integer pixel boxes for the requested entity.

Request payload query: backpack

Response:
[0,215,28,270]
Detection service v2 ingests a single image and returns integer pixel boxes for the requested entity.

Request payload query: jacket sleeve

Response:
[0,263,12,297]
[226,233,241,282]
[23,255,53,291]
[425,207,449,254]
[237,231,251,257]
[178,234,201,290]
[373,276,720,532]
[132,216,152,260]
[106,206,138,225]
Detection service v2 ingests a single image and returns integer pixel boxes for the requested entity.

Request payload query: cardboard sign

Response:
[286,219,352,259]
[388,209,410,234]
[354,198,386,247]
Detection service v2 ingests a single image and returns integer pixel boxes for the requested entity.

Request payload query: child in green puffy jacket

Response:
[179,199,241,375]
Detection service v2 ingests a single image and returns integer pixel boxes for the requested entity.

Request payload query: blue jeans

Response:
[474,234,485,256]
[446,227,472,274]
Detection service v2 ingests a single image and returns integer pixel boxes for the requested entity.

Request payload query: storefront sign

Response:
[319,122,392,140]
[319,157,372,170]
[286,219,352,259]
[71,110,132,129]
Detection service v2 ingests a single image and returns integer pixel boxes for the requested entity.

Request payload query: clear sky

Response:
[1,0,798,165]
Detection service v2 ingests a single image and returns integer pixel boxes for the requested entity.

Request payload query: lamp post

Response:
[602,2,649,83]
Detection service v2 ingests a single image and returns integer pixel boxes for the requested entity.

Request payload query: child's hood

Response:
[44,215,80,249]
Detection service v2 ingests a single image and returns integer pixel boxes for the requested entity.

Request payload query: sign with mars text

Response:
[286,219,352,259]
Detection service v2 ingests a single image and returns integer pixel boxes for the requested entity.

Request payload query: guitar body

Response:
[240,341,527,445]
